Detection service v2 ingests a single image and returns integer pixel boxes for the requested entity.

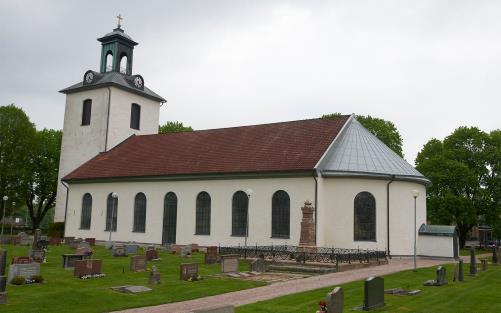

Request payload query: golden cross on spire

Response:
[116,14,123,28]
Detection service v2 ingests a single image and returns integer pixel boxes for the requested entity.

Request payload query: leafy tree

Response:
[24,129,62,231]
[0,104,36,220]
[159,121,193,134]
[322,113,403,157]
[416,126,500,248]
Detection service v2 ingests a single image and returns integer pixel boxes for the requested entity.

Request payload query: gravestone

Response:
[180,263,199,281]
[32,229,41,249]
[359,276,384,310]
[64,236,75,244]
[125,244,140,254]
[251,258,266,273]
[298,201,316,248]
[204,246,218,264]
[30,249,45,263]
[181,245,192,258]
[77,241,91,249]
[130,255,147,272]
[7,263,40,283]
[11,256,32,264]
[326,286,343,313]
[191,243,199,252]
[112,244,128,257]
[146,249,158,261]
[0,291,6,304]
[0,250,6,276]
[73,259,102,277]
[85,238,96,246]
[111,285,152,294]
[424,266,448,286]
[481,259,488,271]
[220,255,239,273]
[454,260,464,282]
[149,265,161,284]
[0,276,6,293]
[492,247,499,265]
[62,254,89,269]
[469,247,477,276]
[19,232,32,246]
[76,247,93,256]
[191,305,235,313]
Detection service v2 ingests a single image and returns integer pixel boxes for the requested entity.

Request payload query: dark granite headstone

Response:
[481,259,488,271]
[130,255,147,272]
[204,246,218,264]
[326,286,343,313]
[251,258,266,273]
[424,266,448,286]
[149,265,161,284]
[11,256,32,264]
[62,254,89,269]
[180,263,199,281]
[112,244,128,257]
[180,245,192,257]
[454,260,464,282]
[363,276,384,310]
[73,259,102,277]
[0,292,6,304]
[0,250,6,276]
[146,249,158,261]
[7,263,40,283]
[0,276,6,292]
[470,247,477,276]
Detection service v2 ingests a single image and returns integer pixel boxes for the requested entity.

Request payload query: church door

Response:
[162,192,177,245]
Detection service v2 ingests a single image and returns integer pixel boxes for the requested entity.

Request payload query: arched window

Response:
[272,190,290,238]
[163,192,177,244]
[133,193,146,233]
[130,103,141,130]
[232,191,248,237]
[195,192,211,235]
[105,52,113,72]
[80,193,92,230]
[81,99,92,126]
[105,193,118,231]
[354,192,376,241]
[119,54,128,74]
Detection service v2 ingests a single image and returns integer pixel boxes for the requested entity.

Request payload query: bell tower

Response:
[54,19,166,223]
[98,15,137,75]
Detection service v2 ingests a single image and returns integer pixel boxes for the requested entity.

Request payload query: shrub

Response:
[11,276,26,285]
[32,275,44,283]
[48,222,65,238]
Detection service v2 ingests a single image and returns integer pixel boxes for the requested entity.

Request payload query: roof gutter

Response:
[321,170,432,186]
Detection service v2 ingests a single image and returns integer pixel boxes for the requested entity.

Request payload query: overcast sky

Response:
[1,0,500,165]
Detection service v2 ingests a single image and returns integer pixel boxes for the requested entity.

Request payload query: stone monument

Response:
[469,247,477,276]
[298,201,316,252]
[180,263,199,281]
[492,246,499,265]
[0,249,6,304]
[356,276,384,310]
[149,265,161,284]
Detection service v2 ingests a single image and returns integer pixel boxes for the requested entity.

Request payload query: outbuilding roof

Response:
[63,116,350,182]
[419,224,457,237]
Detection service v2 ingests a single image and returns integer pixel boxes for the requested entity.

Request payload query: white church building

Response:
[55,25,434,257]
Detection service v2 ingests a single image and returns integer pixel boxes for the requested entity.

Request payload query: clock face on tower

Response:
[85,71,94,84]
[134,76,143,88]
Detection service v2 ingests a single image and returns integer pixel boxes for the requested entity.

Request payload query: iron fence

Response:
[218,245,386,265]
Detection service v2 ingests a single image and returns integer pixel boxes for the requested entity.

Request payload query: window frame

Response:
[81,99,92,126]
[80,193,92,230]
[271,190,290,239]
[231,191,249,237]
[195,191,211,235]
[132,192,147,233]
[130,103,141,130]
[353,191,377,242]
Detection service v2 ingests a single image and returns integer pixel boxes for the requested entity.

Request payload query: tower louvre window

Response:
[82,99,92,126]
[130,103,141,130]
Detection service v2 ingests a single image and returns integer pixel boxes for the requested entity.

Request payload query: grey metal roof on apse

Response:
[419,224,457,237]
[320,117,430,184]
[59,71,165,102]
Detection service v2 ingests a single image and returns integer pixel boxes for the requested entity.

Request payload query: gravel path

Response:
[112,257,458,313]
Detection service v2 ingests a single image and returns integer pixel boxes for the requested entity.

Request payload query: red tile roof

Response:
[63,116,350,181]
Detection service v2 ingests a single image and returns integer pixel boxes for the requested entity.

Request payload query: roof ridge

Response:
[147,115,351,138]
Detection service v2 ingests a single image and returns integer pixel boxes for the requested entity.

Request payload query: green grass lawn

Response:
[237,263,501,313]
[460,247,492,256]
[0,244,264,313]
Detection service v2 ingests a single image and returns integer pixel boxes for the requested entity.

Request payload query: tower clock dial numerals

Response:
[85,72,94,84]
[134,76,143,88]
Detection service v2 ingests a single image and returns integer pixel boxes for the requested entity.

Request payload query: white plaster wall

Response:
[418,235,455,258]
[106,87,160,149]
[54,86,161,222]
[318,178,426,256]
[64,177,315,246]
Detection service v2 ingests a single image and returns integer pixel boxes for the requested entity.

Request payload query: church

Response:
[55,24,432,257]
